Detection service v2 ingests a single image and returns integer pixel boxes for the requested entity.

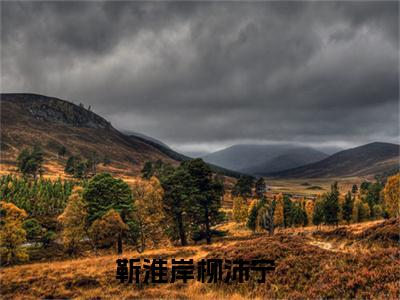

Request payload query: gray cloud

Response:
[1,1,399,154]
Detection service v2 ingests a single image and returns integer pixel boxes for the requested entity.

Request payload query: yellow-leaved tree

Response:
[382,173,400,218]
[305,200,315,225]
[131,176,166,251]
[89,209,128,250]
[0,201,28,265]
[232,196,248,223]
[58,186,87,256]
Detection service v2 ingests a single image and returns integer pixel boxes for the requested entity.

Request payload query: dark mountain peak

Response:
[271,142,400,178]
[203,143,329,174]
[1,93,112,130]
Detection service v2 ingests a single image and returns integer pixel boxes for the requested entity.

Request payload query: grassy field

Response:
[1,219,398,299]
[266,176,370,196]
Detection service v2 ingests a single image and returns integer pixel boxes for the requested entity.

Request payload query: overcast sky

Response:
[1,1,399,155]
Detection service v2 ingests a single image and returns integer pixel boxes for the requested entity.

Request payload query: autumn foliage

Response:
[58,186,87,255]
[383,173,400,218]
[89,209,128,250]
[0,201,28,265]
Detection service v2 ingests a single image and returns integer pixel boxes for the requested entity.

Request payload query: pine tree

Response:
[141,161,153,179]
[247,201,259,232]
[342,191,353,224]
[65,156,77,175]
[22,218,42,242]
[161,166,192,246]
[312,197,324,227]
[17,145,44,179]
[182,159,224,244]
[323,182,340,226]
[232,175,254,198]
[283,195,292,228]
[351,184,358,194]
[58,146,67,158]
[84,173,133,254]
[255,177,266,198]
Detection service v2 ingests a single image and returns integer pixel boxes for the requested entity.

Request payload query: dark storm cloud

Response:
[1,1,399,153]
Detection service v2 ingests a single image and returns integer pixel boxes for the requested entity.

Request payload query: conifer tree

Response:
[161,166,192,246]
[352,184,358,194]
[323,182,340,226]
[283,195,292,228]
[255,177,266,198]
[342,191,353,224]
[141,161,153,179]
[84,173,133,253]
[182,159,224,244]
[232,175,254,198]
[17,145,44,179]
[312,197,324,227]
[247,201,259,233]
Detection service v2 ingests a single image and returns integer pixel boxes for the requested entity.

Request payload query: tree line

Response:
[1,156,226,264]
[229,174,399,235]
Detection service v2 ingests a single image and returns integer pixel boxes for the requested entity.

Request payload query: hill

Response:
[202,144,328,175]
[270,142,400,178]
[0,93,242,179]
[0,93,184,178]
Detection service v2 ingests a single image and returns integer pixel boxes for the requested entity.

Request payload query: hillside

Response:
[270,142,400,178]
[0,93,183,178]
[203,144,328,174]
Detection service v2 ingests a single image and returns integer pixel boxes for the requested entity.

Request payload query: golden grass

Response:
[266,177,369,196]
[1,220,397,299]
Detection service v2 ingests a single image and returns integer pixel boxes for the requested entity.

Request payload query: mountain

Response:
[242,149,329,175]
[0,93,242,179]
[202,144,329,175]
[122,130,170,149]
[270,142,400,178]
[0,93,183,177]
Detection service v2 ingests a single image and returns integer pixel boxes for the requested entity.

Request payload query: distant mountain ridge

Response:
[270,142,400,178]
[203,144,329,175]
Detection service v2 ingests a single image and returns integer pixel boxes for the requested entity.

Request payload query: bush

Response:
[22,218,42,241]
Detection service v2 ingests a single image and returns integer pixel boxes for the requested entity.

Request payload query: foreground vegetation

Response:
[0,219,398,299]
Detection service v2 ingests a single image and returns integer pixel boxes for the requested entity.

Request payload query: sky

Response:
[1,1,399,156]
